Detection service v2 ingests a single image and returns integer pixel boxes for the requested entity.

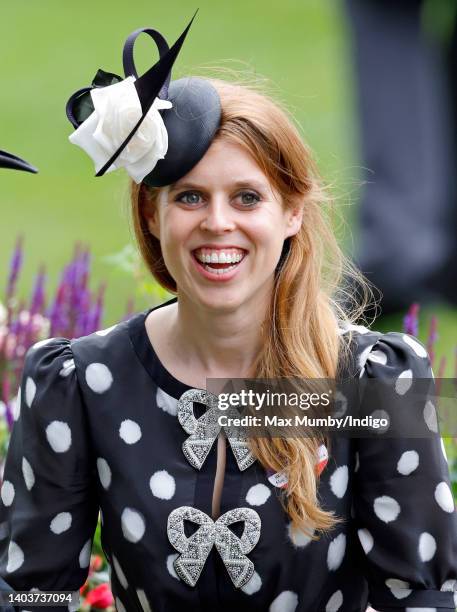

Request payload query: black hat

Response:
[0,150,37,173]
[66,13,221,187]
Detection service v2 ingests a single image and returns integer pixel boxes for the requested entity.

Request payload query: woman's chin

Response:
[192,287,246,312]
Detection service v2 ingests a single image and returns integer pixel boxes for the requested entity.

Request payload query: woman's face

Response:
[144,138,303,312]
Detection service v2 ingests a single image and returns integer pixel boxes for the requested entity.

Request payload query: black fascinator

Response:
[66,13,221,187]
[0,150,37,173]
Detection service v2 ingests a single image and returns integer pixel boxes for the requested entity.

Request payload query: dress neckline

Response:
[127,295,201,400]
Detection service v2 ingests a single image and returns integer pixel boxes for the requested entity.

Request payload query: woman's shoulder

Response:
[23,312,143,388]
[338,322,433,380]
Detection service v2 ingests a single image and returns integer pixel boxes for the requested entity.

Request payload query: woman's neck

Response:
[173,292,268,378]
[146,292,269,386]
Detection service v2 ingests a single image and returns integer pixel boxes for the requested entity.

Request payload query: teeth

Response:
[195,250,245,264]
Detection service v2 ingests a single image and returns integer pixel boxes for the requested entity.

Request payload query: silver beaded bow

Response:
[177,389,256,471]
[167,506,261,588]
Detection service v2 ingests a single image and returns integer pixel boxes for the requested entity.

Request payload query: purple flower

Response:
[403,303,419,337]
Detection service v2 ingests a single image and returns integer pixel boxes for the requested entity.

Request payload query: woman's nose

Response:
[199,199,236,234]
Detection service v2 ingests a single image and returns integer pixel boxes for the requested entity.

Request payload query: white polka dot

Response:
[50,512,72,534]
[13,387,21,421]
[67,589,80,612]
[373,496,401,523]
[434,482,454,513]
[370,409,390,433]
[354,452,360,473]
[440,438,448,463]
[385,578,412,599]
[149,470,176,500]
[25,377,36,408]
[325,589,343,612]
[136,589,151,612]
[423,400,438,433]
[121,508,146,543]
[166,553,179,580]
[46,421,72,453]
[79,538,92,568]
[395,370,413,395]
[440,579,456,591]
[418,532,436,562]
[85,363,113,394]
[6,541,24,573]
[327,533,346,571]
[287,523,314,547]
[397,450,419,475]
[1,481,15,506]
[357,528,373,554]
[367,349,387,365]
[59,359,75,378]
[246,483,271,506]
[97,458,112,490]
[112,554,128,589]
[333,391,347,417]
[95,324,118,336]
[156,387,178,416]
[402,334,428,358]
[22,457,35,490]
[358,344,376,376]
[330,465,348,498]
[241,570,262,595]
[119,419,142,444]
[269,590,298,612]
[115,597,127,612]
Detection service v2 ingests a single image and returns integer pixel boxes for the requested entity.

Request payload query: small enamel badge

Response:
[316,443,329,475]
[267,444,329,488]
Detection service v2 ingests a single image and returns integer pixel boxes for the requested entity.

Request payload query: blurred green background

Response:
[1,0,455,369]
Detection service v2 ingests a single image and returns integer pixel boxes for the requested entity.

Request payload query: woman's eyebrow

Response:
[168,179,269,192]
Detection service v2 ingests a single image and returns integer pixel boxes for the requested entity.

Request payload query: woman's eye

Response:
[176,191,202,205]
[175,190,260,207]
[237,191,261,207]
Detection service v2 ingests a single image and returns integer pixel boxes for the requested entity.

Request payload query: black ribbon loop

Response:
[123,28,171,100]
[65,87,93,129]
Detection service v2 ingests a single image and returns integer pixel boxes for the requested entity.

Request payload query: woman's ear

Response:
[285,200,304,239]
[140,184,160,239]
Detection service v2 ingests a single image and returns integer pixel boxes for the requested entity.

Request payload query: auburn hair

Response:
[129,77,374,540]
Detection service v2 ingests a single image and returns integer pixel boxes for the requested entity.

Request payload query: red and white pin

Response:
[316,443,329,476]
[266,444,329,488]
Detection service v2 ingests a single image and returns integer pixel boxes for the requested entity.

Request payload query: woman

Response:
[0,17,456,612]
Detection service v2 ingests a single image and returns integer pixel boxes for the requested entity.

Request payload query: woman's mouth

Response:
[191,247,248,279]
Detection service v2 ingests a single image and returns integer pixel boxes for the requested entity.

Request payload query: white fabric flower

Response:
[69,76,172,183]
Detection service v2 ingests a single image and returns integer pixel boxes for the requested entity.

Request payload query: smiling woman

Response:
[0,16,456,612]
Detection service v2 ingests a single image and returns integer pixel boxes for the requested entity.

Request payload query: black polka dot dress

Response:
[0,297,456,611]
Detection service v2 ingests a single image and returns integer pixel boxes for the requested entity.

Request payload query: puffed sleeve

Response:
[352,331,457,611]
[0,339,100,611]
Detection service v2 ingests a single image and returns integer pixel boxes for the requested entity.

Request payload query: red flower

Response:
[84,583,114,609]
[80,582,89,596]
[89,554,104,573]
